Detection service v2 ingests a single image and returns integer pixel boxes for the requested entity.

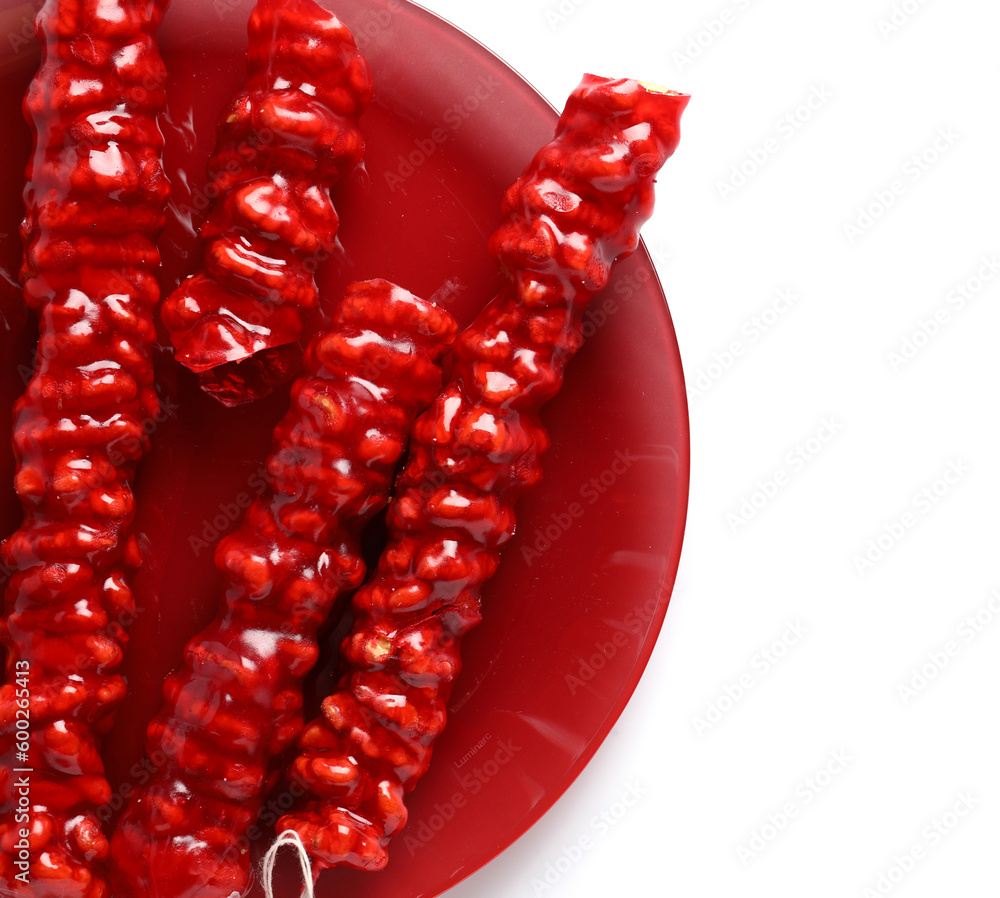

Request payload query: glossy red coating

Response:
[0,2,690,896]
[279,76,688,879]
[159,0,373,405]
[0,2,170,896]
[110,280,456,898]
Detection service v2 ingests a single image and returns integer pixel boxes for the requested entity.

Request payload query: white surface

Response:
[409,0,1000,896]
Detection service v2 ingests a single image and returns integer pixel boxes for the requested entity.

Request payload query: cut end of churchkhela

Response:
[198,343,304,406]
[583,72,690,100]
[577,73,690,158]
[637,79,688,96]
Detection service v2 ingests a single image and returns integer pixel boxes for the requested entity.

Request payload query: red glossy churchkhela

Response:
[0,2,170,896]
[159,0,373,405]
[278,75,689,875]
[109,280,457,898]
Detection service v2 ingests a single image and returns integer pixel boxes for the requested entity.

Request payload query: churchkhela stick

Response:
[110,280,456,898]
[0,1,171,896]
[159,0,372,405]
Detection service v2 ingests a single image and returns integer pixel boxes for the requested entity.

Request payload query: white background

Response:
[413,0,1000,896]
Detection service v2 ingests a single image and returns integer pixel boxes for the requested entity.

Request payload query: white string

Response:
[261,830,316,898]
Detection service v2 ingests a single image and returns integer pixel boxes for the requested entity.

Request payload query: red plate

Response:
[0,1,688,896]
